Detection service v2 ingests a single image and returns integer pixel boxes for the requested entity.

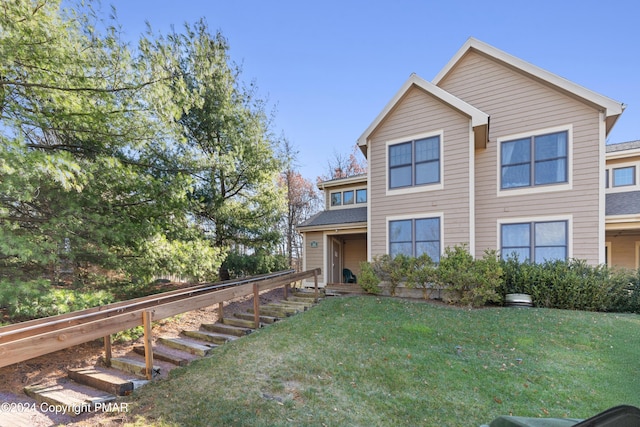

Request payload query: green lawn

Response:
[123,296,640,427]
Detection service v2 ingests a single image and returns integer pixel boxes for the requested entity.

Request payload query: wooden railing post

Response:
[103,335,112,367]
[142,311,154,380]
[253,283,260,329]
[284,282,289,300]
[218,302,224,320]
[0,269,323,370]
[313,269,319,298]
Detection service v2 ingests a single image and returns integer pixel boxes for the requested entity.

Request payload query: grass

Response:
[122,296,640,427]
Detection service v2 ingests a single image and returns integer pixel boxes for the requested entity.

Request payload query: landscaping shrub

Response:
[357,247,640,312]
[370,254,410,296]
[405,254,438,299]
[499,257,640,312]
[436,245,502,307]
[358,261,381,294]
[606,268,640,314]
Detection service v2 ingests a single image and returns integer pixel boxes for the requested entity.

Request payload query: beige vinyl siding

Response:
[343,235,367,278]
[368,85,472,258]
[439,50,602,264]
[303,231,325,284]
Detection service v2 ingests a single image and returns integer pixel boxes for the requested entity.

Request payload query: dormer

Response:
[317,174,368,210]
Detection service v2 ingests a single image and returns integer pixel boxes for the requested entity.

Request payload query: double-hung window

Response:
[389,217,441,262]
[501,220,568,262]
[389,135,440,189]
[501,131,568,189]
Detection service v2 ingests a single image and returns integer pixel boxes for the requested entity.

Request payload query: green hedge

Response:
[359,245,640,313]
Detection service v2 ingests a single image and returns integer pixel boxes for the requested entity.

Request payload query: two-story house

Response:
[298,38,633,287]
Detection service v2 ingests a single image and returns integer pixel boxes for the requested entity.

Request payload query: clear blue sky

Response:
[105,0,640,182]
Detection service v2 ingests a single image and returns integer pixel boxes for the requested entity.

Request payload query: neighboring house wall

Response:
[367,85,473,259]
[607,236,638,269]
[605,143,640,269]
[437,50,603,264]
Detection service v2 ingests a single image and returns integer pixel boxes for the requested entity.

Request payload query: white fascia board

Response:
[357,73,489,149]
[433,37,625,118]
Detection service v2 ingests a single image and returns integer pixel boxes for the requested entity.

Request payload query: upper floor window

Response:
[612,166,636,187]
[330,192,341,206]
[501,131,568,189]
[331,188,366,207]
[389,217,441,262]
[389,136,440,189]
[501,220,567,263]
[343,190,354,205]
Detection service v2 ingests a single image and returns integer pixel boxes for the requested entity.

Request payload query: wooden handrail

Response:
[0,270,295,341]
[0,268,320,369]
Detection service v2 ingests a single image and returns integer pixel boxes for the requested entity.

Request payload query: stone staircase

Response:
[10,290,323,424]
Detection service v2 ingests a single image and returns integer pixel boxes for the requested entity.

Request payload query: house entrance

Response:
[331,238,342,283]
[327,233,367,283]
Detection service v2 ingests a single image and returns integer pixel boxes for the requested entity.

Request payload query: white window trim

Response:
[329,186,368,210]
[386,130,444,196]
[497,124,573,198]
[606,162,639,194]
[497,215,573,260]
[386,212,444,258]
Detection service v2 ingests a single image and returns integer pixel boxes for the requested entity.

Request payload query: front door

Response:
[331,238,342,283]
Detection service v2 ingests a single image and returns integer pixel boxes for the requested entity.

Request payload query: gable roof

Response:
[357,73,490,151]
[433,38,625,135]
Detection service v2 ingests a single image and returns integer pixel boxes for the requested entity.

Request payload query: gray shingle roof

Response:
[298,206,367,229]
[606,191,640,216]
[606,140,640,153]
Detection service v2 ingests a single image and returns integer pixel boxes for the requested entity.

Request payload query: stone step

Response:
[182,329,238,345]
[234,311,280,324]
[279,299,312,309]
[133,345,196,367]
[222,317,259,329]
[157,337,217,357]
[247,306,291,318]
[293,290,324,299]
[68,367,145,397]
[24,381,116,417]
[201,322,253,337]
[287,295,320,304]
[264,302,302,314]
[110,357,161,378]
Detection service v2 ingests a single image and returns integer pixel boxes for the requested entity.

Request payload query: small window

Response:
[612,166,636,187]
[501,220,568,263]
[330,192,341,206]
[501,131,568,189]
[356,189,367,203]
[343,190,354,205]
